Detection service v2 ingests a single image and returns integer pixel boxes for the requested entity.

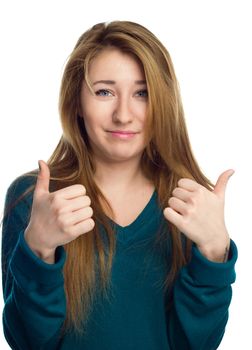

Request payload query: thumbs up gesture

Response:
[24,160,95,264]
[163,169,234,262]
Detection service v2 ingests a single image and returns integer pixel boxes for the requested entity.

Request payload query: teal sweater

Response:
[1,175,237,350]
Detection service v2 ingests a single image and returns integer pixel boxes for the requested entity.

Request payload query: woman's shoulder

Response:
[5,170,38,207]
[1,171,38,233]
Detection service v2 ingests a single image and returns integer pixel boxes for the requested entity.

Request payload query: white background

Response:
[0,0,251,348]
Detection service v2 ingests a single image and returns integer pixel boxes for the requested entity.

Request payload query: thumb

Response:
[213,169,235,199]
[34,160,51,196]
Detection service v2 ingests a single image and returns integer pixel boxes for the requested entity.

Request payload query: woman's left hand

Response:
[163,169,234,262]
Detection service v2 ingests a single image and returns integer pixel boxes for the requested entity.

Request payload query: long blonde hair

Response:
[2,21,213,334]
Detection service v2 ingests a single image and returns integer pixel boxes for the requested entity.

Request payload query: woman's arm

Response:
[164,170,237,348]
[1,176,66,350]
[167,239,237,349]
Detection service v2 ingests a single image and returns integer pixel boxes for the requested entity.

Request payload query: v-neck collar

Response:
[108,190,158,240]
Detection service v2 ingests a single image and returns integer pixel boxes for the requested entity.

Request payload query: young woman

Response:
[1,21,237,349]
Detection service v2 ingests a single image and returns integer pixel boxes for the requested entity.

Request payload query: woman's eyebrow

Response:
[92,80,146,85]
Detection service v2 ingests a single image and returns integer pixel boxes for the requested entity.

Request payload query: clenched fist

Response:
[163,169,234,262]
[24,160,95,264]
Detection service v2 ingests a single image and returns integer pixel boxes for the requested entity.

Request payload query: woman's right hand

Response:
[24,160,95,264]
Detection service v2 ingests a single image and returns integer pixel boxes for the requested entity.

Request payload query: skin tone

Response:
[25,47,233,264]
[163,170,234,262]
[79,48,150,197]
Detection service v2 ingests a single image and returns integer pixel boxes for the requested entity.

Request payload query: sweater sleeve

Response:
[167,239,238,350]
[1,176,67,350]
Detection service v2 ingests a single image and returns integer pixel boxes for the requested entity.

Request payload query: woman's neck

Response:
[93,157,151,195]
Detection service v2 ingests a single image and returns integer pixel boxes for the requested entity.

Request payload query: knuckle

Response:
[172,188,179,196]
[77,184,86,194]
[168,197,174,206]
[86,206,93,217]
[185,206,196,218]
[68,229,77,238]
[88,218,95,228]
[189,191,200,205]
[53,205,63,217]
[84,195,91,206]
[51,195,61,209]
[86,218,95,231]
[56,215,70,233]
[188,195,196,205]
[183,212,191,225]
[57,206,67,216]
[75,218,95,236]
[56,214,65,228]
[177,179,185,187]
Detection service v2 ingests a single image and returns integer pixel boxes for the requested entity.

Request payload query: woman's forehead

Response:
[88,48,145,81]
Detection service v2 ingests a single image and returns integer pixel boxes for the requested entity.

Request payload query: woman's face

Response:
[79,48,148,164]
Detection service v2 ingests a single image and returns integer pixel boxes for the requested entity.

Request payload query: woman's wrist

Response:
[24,226,56,264]
[197,235,230,263]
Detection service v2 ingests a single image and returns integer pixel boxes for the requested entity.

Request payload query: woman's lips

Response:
[107,131,138,139]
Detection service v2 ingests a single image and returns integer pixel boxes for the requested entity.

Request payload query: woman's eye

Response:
[137,90,148,98]
[95,89,112,97]
[95,89,148,98]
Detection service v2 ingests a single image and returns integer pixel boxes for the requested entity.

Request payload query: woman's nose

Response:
[112,96,133,124]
